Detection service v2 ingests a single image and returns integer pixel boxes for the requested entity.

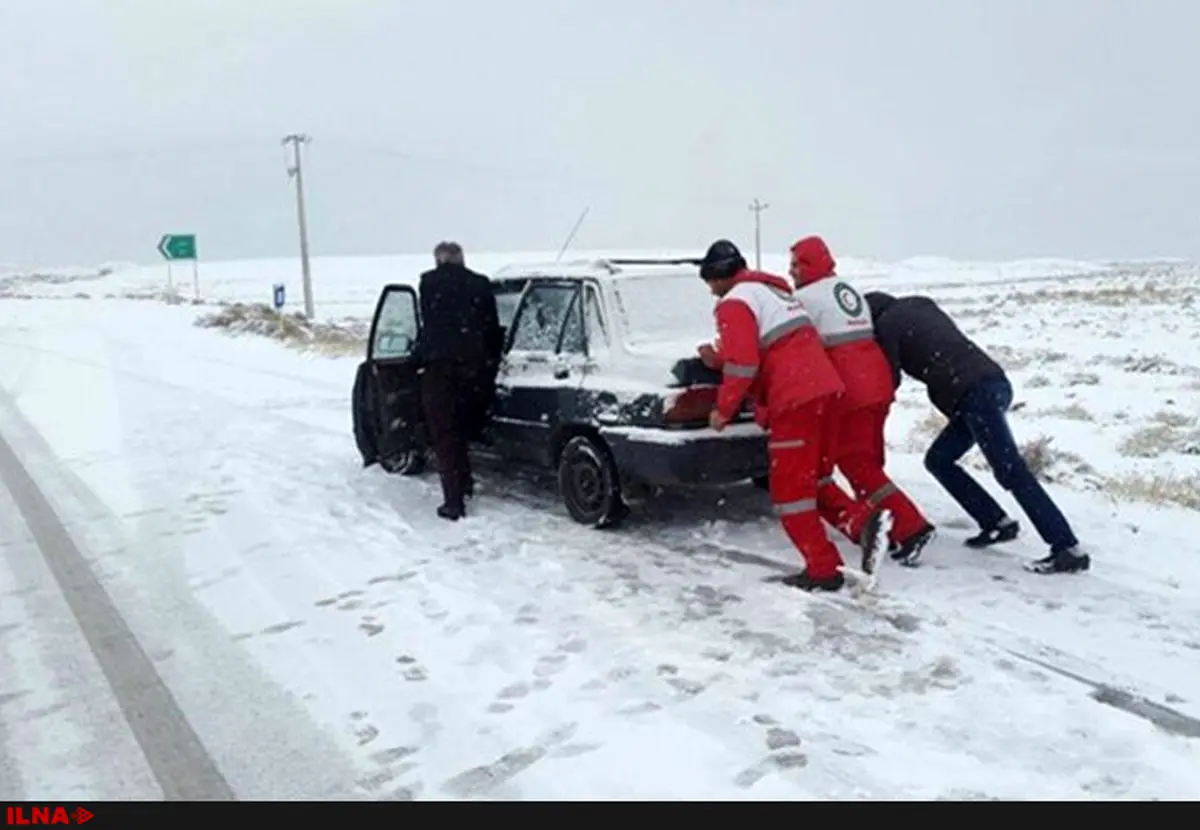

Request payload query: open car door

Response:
[352,284,426,474]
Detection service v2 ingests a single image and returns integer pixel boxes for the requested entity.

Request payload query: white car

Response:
[352,257,768,527]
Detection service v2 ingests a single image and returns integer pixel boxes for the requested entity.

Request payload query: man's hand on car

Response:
[709,408,729,432]
[697,343,721,370]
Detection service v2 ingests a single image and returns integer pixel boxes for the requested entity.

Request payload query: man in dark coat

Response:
[865,291,1090,575]
[417,241,504,521]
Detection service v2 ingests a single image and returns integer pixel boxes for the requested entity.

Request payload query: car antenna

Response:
[555,205,591,262]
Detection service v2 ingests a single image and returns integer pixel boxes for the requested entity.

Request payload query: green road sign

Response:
[158,234,197,261]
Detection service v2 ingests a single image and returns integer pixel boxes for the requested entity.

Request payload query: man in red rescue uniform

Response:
[697,239,891,592]
[789,235,937,564]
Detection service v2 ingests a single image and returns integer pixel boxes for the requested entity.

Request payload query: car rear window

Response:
[611,274,718,346]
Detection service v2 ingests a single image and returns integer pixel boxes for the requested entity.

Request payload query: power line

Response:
[318,137,595,185]
[0,138,269,165]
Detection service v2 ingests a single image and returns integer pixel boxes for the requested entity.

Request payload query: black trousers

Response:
[420,359,490,509]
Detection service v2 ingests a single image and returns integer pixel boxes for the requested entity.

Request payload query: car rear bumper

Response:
[600,423,769,488]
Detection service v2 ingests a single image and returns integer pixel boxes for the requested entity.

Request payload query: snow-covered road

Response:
[1,287,1199,800]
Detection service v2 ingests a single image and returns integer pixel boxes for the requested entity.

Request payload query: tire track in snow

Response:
[0,483,162,800]
[0,407,234,799]
[0,377,369,798]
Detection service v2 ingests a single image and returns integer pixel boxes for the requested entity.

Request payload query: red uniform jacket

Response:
[709,269,844,427]
[790,236,894,411]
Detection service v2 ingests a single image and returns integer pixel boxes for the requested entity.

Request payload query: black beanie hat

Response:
[699,239,747,281]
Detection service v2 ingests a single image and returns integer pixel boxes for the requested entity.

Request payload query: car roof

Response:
[492,257,702,282]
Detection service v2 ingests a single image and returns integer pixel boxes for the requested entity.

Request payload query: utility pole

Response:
[283,133,315,319]
[748,198,770,270]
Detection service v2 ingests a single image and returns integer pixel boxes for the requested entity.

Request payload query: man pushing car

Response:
[789,235,937,565]
[696,239,891,592]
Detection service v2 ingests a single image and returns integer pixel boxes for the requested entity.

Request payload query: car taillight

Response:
[664,385,718,425]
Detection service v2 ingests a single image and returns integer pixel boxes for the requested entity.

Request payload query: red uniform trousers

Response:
[767,394,845,580]
[809,400,878,544]
[831,401,930,543]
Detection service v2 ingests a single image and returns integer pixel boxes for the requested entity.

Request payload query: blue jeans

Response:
[924,375,1079,554]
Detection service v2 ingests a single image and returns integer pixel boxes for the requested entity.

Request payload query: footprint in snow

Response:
[732,751,809,789]
[368,571,418,586]
[765,727,802,750]
[369,746,420,765]
[348,711,380,746]
[385,782,424,800]
[396,655,428,681]
[259,620,305,636]
[439,722,578,798]
[356,763,420,793]
[557,636,588,655]
[513,603,539,626]
[496,682,532,700]
[533,653,568,678]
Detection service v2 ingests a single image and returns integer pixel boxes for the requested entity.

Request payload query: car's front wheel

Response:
[558,434,626,528]
[379,448,427,476]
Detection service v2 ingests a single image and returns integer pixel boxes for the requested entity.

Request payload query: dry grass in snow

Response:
[1017,435,1099,484]
[900,413,1099,487]
[1036,402,1095,422]
[887,261,1200,514]
[1004,280,1196,309]
[1107,472,1200,512]
[195,302,367,357]
[1118,414,1200,458]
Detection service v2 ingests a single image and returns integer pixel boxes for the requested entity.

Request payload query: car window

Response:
[612,274,717,348]
[559,293,585,354]
[510,284,578,352]
[492,279,528,329]
[584,285,609,355]
[372,288,419,359]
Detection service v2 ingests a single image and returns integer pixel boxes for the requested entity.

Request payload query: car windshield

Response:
[611,273,718,347]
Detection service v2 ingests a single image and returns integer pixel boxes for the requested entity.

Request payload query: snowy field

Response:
[1,250,1199,800]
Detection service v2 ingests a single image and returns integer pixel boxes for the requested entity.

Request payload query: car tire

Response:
[380,448,427,476]
[557,434,626,528]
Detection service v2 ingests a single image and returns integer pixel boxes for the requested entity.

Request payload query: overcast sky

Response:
[1,0,1197,269]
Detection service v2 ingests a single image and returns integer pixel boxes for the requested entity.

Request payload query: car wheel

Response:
[557,434,625,528]
[380,448,426,476]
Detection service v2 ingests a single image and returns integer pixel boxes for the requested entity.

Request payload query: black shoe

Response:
[1025,547,1091,574]
[965,518,1019,549]
[858,508,893,576]
[437,503,465,521]
[779,571,846,593]
[891,523,937,566]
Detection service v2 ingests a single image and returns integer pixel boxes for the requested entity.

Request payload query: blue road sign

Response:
[272,283,286,310]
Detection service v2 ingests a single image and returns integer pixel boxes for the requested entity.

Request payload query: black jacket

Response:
[865,292,1005,417]
[417,264,503,367]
